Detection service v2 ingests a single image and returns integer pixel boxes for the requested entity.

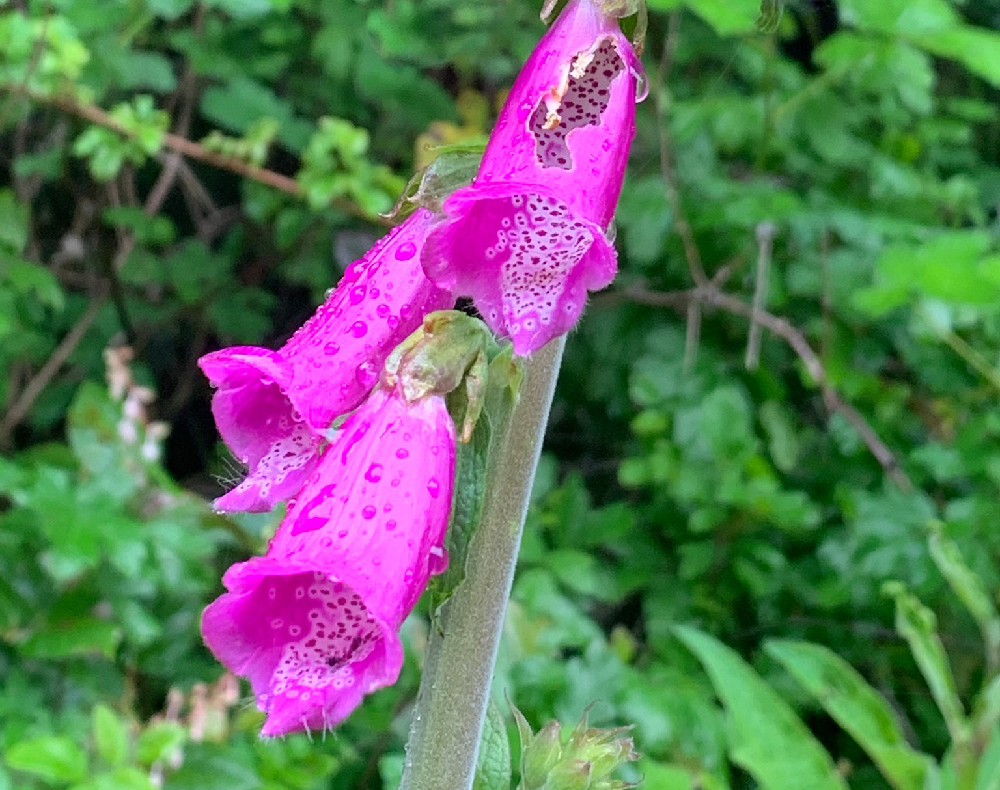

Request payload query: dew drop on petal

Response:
[427,478,440,498]
[376,304,391,318]
[362,505,376,519]
[355,361,378,388]
[324,342,340,355]
[385,519,397,531]
[395,241,417,260]
[350,285,367,304]
[350,321,368,338]
[395,447,409,459]
[365,463,384,482]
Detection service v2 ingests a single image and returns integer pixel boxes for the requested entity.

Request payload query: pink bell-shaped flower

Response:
[200,209,452,512]
[422,0,643,355]
[201,386,456,736]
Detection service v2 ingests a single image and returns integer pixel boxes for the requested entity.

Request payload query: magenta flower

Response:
[422,0,643,355]
[201,386,455,736]
[200,209,452,512]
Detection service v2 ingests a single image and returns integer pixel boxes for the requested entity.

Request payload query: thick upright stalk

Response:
[399,336,566,790]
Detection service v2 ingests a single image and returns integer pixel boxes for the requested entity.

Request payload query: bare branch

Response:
[0,293,108,444]
[618,283,914,491]
[745,221,775,370]
[12,87,389,225]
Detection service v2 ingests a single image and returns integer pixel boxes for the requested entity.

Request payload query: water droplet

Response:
[362,505,376,519]
[602,139,612,151]
[400,305,412,319]
[365,463,384,482]
[320,537,333,547]
[350,285,367,304]
[403,569,414,583]
[324,342,340,356]
[395,241,417,260]
[383,503,392,512]
[376,304,391,318]
[396,447,409,459]
[369,287,380,299]
[355,361,378,387]
[350,321,368,338]
[338,529,348,538]
[386,519,397,531]
[387,316,399,329]
[427,478,440,498]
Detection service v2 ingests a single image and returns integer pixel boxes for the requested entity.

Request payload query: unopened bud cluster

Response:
[514,706,639,790]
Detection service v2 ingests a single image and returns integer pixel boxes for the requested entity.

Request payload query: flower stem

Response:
[399,336,566,790]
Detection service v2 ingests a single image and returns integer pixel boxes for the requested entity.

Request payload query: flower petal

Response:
[424,184,617,354]
[201,388,457,735]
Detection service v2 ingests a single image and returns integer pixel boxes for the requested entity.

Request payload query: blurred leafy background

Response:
[4,0,1000,788]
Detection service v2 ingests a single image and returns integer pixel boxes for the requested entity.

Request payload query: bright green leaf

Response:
[675,625,848,790]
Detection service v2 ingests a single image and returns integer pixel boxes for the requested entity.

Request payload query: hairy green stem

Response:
[399,336,566,790]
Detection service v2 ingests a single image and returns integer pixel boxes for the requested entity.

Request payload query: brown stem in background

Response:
[614,284,914,491]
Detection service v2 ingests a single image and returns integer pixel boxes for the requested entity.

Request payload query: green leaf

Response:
[473,699,511,790]
[135,722,186,766]
[638,760,695,790]
[883,582,971,746]
[0,189,30,252]
[913,25,1000,90]
[2,258,65,310]
[92,704,129,767]
[678,0,760,35]
[21,617,122,660]
[755,0,782,34]
[838,0,957,35]
[5,736,89,783]
[766,640,933,790]
[70,767,157,790]
[675,625,848,790]
[928,524,1000,672]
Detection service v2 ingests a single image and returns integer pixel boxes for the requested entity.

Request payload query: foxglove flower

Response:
[201,386,456,736]
[200,209,452,512]
[422,0,644,355]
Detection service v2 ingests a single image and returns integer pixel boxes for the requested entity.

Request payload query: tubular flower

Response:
[422,0,643,355]
[199,209,452,512]
[201,386,456,736]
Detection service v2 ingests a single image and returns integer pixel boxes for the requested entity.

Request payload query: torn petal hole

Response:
[530,36,625,170]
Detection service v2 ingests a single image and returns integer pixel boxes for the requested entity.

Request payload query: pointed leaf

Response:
[766,640,932,790]
[675,625,848,790]
[473,699,512,790]
[883,583,971,746]
[92,704,129,767]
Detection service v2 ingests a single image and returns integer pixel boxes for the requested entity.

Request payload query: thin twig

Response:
[618,284,914,491]
[14,87,388,224]
[745,221,775,370]
[653,14,708,287]
[0,293,108,442]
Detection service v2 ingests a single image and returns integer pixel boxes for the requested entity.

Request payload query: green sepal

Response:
[384,143,483,222]
[383,310,492,405]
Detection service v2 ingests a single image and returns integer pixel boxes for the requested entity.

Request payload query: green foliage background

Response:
[4,0,1000,787]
